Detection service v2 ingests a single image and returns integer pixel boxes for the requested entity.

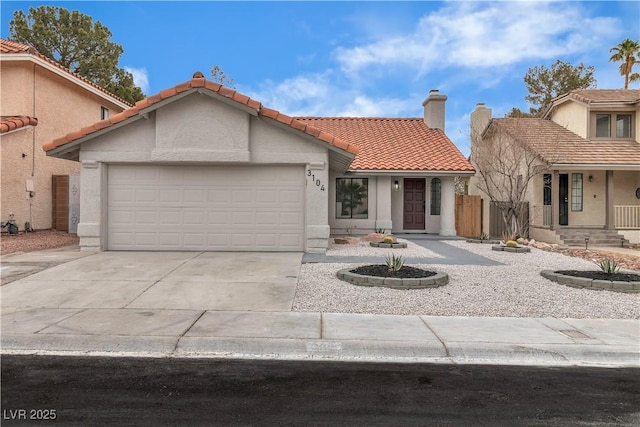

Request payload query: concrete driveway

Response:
[1,251,302,312]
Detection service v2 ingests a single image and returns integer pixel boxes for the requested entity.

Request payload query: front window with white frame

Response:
[336,178,368,219]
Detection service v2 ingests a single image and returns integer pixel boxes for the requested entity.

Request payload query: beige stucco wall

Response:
[326,174,450,236]
[77,92,332,252]
[551,102,588,138]
[1,59,126,230]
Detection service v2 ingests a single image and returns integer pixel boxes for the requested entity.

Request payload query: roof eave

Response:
[345,169,475,176]
[549,163,640,171]
[258,115,357,163]
[46,115,146,159]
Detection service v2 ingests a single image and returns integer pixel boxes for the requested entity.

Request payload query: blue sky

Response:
[2,1,639,156]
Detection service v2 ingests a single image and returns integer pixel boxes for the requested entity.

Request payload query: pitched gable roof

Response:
[0,115,38,134]
[1,38,131,108]
[297,117,474,172]
[490,118,640,167]
[43,72,359,156]
[565,89,640,104]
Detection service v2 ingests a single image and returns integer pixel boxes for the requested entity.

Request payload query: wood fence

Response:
[489,201,529,239]
[455,194,482,238]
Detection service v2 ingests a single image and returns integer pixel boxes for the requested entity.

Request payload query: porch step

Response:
[557,228,629,247]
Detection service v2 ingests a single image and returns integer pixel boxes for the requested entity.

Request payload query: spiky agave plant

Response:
[595,259,620,274]
[385,253,404,272]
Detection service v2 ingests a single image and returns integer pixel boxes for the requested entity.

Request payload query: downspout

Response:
[30,62,37,229]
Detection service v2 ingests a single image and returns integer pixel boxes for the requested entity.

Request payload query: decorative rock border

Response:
[540,270,640,293]
[369,242,408,248]
[466,239,501,244]
[491,245,531,253]
[337,267,448,290]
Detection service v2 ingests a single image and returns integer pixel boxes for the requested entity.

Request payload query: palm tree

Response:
[609,39,640,89]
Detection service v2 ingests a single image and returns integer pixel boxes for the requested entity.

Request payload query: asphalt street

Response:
[2,355,639,426]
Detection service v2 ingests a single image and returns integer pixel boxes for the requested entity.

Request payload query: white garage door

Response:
[107,165,304,251]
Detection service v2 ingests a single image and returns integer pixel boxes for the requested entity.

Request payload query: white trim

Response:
[2,54,130,109]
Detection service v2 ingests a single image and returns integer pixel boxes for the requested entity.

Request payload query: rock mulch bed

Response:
[337,266,448,290]
[1,230,79,255]
[541,270,640,293]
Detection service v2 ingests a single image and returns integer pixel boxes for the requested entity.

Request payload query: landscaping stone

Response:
[369,242,407,249]
[492,245,531,253]
[540,271,640,293]
[466,239,501,244]
[336,268,449,290]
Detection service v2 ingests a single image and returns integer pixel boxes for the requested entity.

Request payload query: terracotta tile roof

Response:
[296,117,474,172]
[0,115,38,133]
[0,38,38,54]
[0,38,131,107]
[490,118,640,166]
[43,72,359,155]
[557,89,640,104]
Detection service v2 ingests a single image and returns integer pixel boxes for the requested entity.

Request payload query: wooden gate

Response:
[455,195,482,238]
[52,175,69,231]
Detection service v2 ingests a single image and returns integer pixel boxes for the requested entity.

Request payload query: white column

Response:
[77,160,103,251]
[305,160,330,253]
[375,176,393,231]
[439,177,457,236]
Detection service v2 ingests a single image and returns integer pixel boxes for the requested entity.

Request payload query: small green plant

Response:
[595,259,620,274]
[505,240,519,248]
[477,232,489,241]
[383,236,394,244]
[385,253,404,272]
[375,228,387,234]
[346,223,357,237]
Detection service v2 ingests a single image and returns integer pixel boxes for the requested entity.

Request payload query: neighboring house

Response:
[43,72,474,252]
[0,38,130,232]
[469,89,640,246]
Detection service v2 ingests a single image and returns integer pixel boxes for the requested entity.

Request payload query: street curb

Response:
[3,335,638,368]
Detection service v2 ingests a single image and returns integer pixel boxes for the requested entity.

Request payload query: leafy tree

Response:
[210,65,236,88]
[523,60,596,116]
[505,107,532,118]
[609,38,640,89]
[9,6,144,104]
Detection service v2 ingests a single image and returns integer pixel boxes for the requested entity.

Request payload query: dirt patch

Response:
[1,230,79,255]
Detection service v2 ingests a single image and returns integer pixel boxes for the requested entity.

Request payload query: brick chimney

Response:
[422,89,447,131]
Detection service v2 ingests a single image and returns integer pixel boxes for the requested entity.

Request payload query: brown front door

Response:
[403,178,425,230]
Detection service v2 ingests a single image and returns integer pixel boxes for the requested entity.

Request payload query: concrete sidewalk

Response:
[2,308,638,368]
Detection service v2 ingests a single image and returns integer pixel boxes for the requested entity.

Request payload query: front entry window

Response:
[430,178,441,215]
[571,173,583,212]
[336,178,368,219]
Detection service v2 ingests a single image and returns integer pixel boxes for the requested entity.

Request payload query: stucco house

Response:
[469,89,640,246]
[0,38,130,232]
[43,72,474,252]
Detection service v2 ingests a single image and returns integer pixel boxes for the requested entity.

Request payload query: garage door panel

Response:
[108,165,304,251]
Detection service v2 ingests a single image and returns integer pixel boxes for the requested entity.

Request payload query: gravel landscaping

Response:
[293,240,640,319]
[326,238,443,258]
[1,230,79,255]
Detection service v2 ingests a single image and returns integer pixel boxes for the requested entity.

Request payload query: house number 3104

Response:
[307,170,325,191]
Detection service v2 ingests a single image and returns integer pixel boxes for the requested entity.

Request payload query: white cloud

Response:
[335,2,620,75]
[125,66,150,94]
[247,71,418,118]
